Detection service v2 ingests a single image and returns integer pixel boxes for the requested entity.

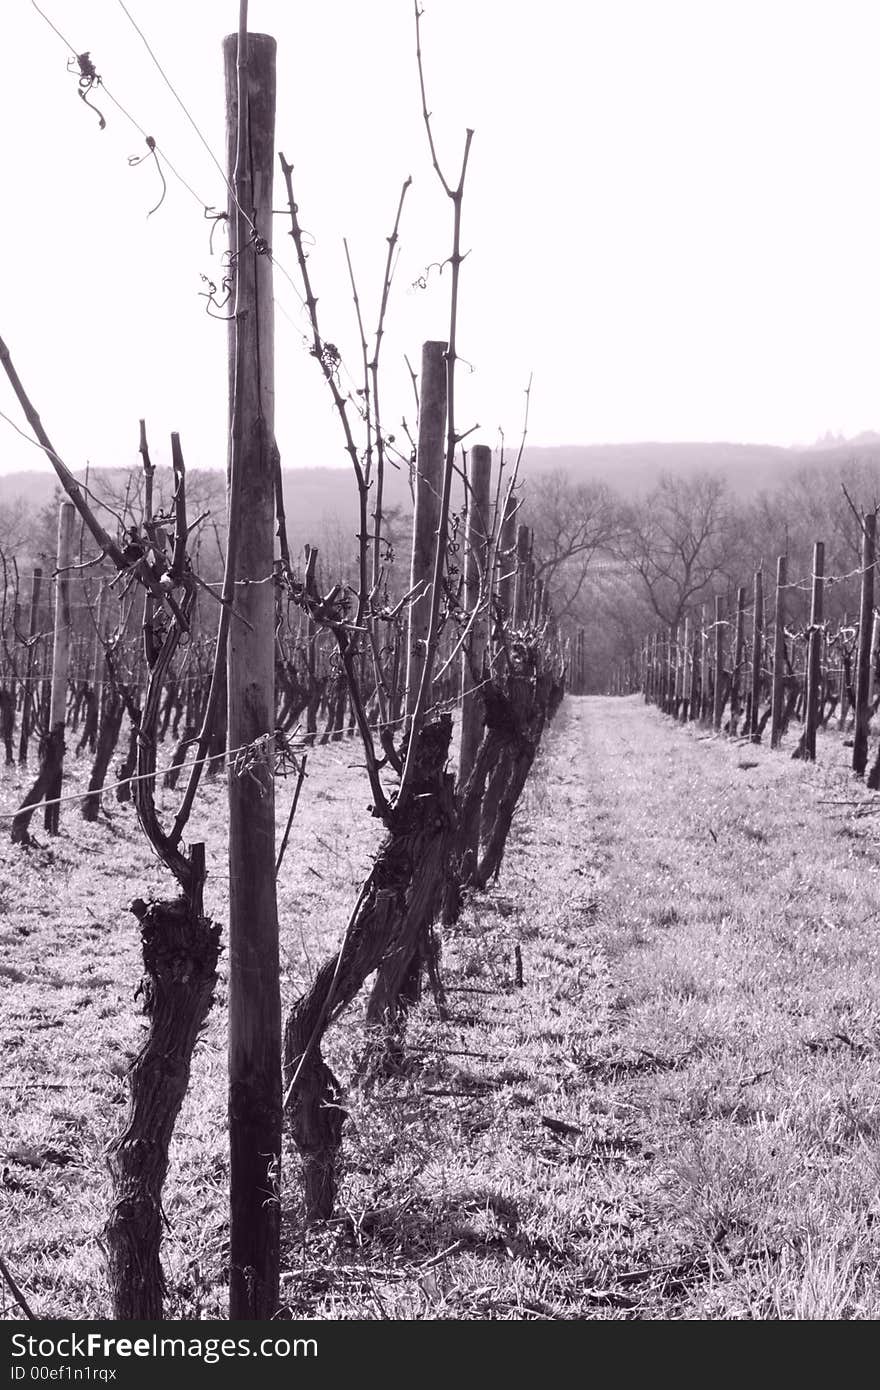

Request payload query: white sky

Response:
[1,0,880,481]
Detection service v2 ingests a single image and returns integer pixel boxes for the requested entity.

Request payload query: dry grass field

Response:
[3,695,880,1319]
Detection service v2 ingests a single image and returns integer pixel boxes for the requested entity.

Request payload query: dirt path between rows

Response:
[332,692,880,1318]
[466,693,880,1319]
[5,693,880,1318]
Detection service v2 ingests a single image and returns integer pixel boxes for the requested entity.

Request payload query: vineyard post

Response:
[513,524,531,626]
[459,444,492,785]
[665,625,675,715]
[853,512,875,776]
[496,493,517,625]
[869,611,880,709]
[223,26,281,1320]
[305,615,318,742]
[43,501,74,833]
[749,568,763,741]
[679,615,690,721]
[405,341,447,715]
[89,584,107,690]
[712,596,724,730]
[17,566,42,764]
[696,608,706,720]
[688,616,699,719]
[770,555,787,749]
[837,612,849,731]
[533,577,545,626]
[729,584,746,736]
[803,540,825,761]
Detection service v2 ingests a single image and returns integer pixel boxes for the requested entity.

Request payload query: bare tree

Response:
[527,470,624,617]
[619,472,743,628]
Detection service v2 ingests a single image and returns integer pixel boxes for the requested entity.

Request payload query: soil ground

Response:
[3,695,880,1319]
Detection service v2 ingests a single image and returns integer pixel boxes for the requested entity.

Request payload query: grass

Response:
[3,696,880,1317]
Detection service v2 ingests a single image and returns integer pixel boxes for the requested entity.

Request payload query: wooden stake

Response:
[224,27,281,1320]
[459,444,492,786]
[43,502,75,833]
[770,555,787,749]
[853,514,875,776]
[17,567,42,764]
[712,596,725,731]
[513,524,532,626]
[803,541,824,761]
[729,585,746,735]
[405,341,447,716]
[869,611,880,710]
[497,491,517,625]
[749,569,763,741]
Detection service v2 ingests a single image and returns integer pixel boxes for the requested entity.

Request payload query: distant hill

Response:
[519,439,880,495]
[6,436,880,562]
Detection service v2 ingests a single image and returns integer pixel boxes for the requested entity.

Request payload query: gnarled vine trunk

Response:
[283,716,454,1221]
[105,867,219,1319]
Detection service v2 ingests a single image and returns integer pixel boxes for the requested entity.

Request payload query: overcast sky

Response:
[2,0,879,482]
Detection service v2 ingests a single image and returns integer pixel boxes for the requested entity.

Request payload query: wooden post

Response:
[224,29,281,1321]
[869,611,880,710]
[748,570,764,741]
[837,613,849,732]
[853,513,875,776]
[90,584,106,691]
[679,616,690,721]
[803,541,825,761]
[405,341,447,716]
[697,605,708,721]
[770,556,787,749]
[50,511,74,733]
[497,493,517,624]
[712,596,725,730]
[459,444,492,786]
[663,626,673,714]
[44,501,75,833]
[17,566,42,763]
[688,616,699,720]
[513,524,532,627]
[729,585,746,735]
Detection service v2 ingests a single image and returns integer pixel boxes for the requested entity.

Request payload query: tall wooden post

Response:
[405,341,447,716]
[688,616,699,719]
[459,445,492,786]
[712,596,725,731]
[679,616,690,721]
[224,29,281,1320]
[497,494,517,626]
[837,613,850,732]
[11,511,73,843]
[869,612,880,710]
[18,566,43,764]
[698,604,708,721]
[664,626,674,715]
[803,541,825,761]
[853,513,875,776]
[513,524,532,627]
[770,555,787,749]
[749,569,764,741]
[44,501,75,833]
[729,585,746,735]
